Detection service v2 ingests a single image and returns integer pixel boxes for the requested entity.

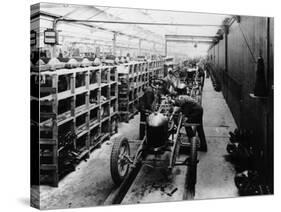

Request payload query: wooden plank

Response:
[101,117,110,123]
[101,83,109,87]
[40,112,56,119]
[75,105,88,117]
[100,100,110,105]
[77,127,88,138]
[89,103,99,110]
[58,116,74,126]
[40,164,57,170]
[39,94,53,101]
[40,139,56,145]
[57,90,73,100]
[89,121,100,130]
[57,111,72,124]
[89,83,99,90]
[77,149,89,160]
[75,86,87,95]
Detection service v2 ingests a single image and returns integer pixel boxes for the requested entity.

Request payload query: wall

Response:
[207,16,274,187]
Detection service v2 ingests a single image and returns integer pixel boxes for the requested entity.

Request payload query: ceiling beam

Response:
[166,38,214,42]
[85,7,110,20]
[166,39,213,44]
[58,18,222,27]
[165,34,219,40]
[60,8,81,19]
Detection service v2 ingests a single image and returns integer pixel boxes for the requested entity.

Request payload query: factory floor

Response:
[39,78,238,209]
[195,77,238,200]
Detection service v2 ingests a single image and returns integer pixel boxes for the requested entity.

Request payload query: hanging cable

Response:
[236,19,257,64]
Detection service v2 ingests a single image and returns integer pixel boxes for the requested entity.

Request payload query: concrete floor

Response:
[39,78,238,209]
[195,77,238,199]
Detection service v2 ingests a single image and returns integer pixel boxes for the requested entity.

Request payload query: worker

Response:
[197,63,205,90]
[162,68,179,95]
[171,95,207,152]
[138,77,158,139]
[186,66,197,85]
[139,74,170,139]
[205,62,210,78]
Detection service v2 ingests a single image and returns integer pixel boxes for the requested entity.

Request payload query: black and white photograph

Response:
[29,1,273,210]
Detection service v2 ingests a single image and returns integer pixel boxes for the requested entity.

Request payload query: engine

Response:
[146,112,169,148]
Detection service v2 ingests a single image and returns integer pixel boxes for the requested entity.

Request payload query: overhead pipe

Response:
[58,18,223,27]
[112,32,117,56]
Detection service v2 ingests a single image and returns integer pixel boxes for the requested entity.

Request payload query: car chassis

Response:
[110,95,200,196]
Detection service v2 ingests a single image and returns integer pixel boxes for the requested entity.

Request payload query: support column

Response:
[112,32,117,56]
[153,42,156,55]
[165,40,168,56]
[138,39,142,56]
[51,20,58,58]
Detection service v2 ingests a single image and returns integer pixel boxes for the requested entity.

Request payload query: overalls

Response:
[174,95,207,149]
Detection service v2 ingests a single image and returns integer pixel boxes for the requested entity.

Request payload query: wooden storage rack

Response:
[31,64,118,186]
[30,58,163,186]
[118,60,164,122]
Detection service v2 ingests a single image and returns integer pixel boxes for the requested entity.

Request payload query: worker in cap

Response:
[172,95,207,152]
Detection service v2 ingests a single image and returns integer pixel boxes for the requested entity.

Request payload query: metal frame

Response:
[164,34,218,56]
[165,34,219,40]
[166,40,214,44]
[56,18,223,27]
[124,108,188,170]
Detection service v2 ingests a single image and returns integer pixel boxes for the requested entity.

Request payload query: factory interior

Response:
[30,3,274,209]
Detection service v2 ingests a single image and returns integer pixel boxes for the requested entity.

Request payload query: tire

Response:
[110,136,130,185]
[186,137,198,197]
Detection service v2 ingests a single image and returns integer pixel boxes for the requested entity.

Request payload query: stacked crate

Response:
[30,60,118,186]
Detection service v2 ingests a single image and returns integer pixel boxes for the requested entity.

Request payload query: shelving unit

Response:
[117,60,164,122]
[30,58,163,186]
[31,62,118,186]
